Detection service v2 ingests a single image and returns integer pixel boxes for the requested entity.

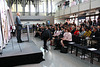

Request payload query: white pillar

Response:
[29,0,31,16]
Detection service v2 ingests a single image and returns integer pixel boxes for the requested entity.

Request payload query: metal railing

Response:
[55,0,100,17]
[12,12,47,16]
[56,0,90,11]
[12,12,55,16]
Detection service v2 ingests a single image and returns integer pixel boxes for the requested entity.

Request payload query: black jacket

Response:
[92,31,100,43]
[59,30,65,38]
[42,29,52,40]
[94,31,100,37]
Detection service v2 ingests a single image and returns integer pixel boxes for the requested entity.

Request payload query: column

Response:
[51,0,52,16]
[90,0,91,9]
[35,0,37,16]
[46,0,48,16]
[8,0,10,7]
[35,0,39,16]
[29,0,31,16]
[37,0,39,15]
[23,6,25,16]
[16,0,18,13]
[32,1,35,15]
[42,1,44,13]
[21,0,26,16]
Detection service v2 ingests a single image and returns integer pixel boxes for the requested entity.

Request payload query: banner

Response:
[0,0,14,48]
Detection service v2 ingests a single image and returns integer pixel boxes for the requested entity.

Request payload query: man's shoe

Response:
[45,48,48,50]
[54,47,60,50]
[20,40,24,42]
[43,48,48,50]
[17,41,22,43]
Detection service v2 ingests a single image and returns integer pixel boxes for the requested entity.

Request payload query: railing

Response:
[12,12,47,16]
[56,0,90,11]
[55,0,100,17]
[12,12,55,16]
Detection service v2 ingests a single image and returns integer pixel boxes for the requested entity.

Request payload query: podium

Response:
[24,23,30,42]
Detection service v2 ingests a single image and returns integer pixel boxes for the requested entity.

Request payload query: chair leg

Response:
[90,52,94,64]
[67,45,69,53]
[76,47,78,56]
[83,50,86,60]
[98,56,100,62]
[71,45,73,54]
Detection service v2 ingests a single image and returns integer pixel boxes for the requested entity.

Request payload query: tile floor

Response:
[15,33,100,67]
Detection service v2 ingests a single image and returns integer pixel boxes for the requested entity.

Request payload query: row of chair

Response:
[65,35,100,64]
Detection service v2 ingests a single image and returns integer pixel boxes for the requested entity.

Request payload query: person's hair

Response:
[76,27,80,30]
[93,20,96,22]
[55,27,57,30]
[66,28,71,32]
[93,27,97,30]
[82,27,85,30]
[86,27,90,30]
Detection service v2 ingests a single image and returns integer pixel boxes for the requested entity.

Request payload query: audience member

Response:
[79,28,85,37]
[42,26,52,51]
[33,17,100,52]
[61,28,72,47]
[74,27,80,36]
[83,27,91,37]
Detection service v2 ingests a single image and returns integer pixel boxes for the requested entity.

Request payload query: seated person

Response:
[53,27,62,37]
[74,27,80,36]
[50,26,55,35]
[59,27,65,38]
[50,27,57,45]
[92,27,100,37]
[83,27,92,38]
[52,27,61,47]
[90,27,100,49]
[79,28,86,37]
[53,28,66,49]
[82,27,92,45]
[71,25,76,34]
[61,28,72,47]
[97,25,100,32]
[35,27,42,37]
[53,28,57,37]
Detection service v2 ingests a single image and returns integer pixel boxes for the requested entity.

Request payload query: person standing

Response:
[15,12,23,43]
[42,26,52,51]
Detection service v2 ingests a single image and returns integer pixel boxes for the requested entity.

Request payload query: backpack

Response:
[42,30,49,39]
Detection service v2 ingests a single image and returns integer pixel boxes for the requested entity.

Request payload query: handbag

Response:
[60,46,68,53]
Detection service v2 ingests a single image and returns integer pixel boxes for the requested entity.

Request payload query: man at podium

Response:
[15,12,23,43]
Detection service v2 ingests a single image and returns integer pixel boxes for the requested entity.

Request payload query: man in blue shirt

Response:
[15,12,23,43]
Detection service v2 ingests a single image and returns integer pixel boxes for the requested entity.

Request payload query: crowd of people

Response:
[33,16,100,52]
[57,0,89,10]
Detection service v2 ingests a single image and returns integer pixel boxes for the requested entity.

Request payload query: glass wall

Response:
[25,1,29,12]
[39,1,45,13]
[48,0,51,13]
[11,0,57,16]
[18,3,22,12]
[30,1,35,12]
[52,0,56,13]
[11,4,16,12]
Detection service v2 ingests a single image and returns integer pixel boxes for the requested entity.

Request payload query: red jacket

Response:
[74,30,79,35]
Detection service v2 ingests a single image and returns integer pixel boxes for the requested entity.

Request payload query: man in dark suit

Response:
[93,27,100,37]
[42,26,52,51]
[15,13,23,43]
[97,25,100,32]
[92,27,100,49]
